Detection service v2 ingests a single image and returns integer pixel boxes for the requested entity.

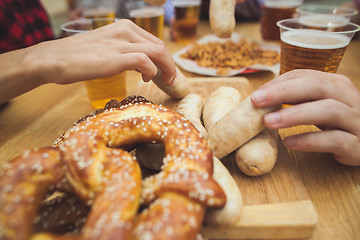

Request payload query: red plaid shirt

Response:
[0,0,54,53]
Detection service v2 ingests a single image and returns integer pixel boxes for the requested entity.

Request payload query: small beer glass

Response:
[260,0,304,41]
[127,0,165,39]
[277,18,360,74]
[61,18,127,109]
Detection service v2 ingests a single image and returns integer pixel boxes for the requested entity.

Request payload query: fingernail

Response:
[168,75,175,86]
[251,89,266,104]
[284,136,297,147]
[264,112,280,125]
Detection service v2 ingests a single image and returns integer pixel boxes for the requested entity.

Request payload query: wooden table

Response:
[1,21,359,239]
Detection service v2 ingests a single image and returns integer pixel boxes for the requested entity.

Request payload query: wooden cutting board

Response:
[134,77,318,239]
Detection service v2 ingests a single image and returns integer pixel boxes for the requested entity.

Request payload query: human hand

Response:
[30,19,176,86]
[250,69,360,166]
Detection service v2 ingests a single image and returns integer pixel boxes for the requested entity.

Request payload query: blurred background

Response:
[41,0,354,37]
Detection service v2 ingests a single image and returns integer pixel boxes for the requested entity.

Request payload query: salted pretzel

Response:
[0,96,226,240]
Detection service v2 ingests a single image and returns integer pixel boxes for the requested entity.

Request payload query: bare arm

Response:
[0,19,176,105]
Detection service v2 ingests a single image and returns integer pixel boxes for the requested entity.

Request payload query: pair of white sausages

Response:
[204,87,279,176]
[152,70,279,175]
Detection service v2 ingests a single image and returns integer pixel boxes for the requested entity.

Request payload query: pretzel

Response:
[0,96,226,240]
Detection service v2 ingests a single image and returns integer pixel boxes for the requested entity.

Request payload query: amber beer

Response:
[260,0,302,41]
[61,19,127,109]
[280,30,349,74]
[84,8,116,28]
[173,0,201,42]
[130,7,164,39]
[84,72,127,109]
[298,16,348,32]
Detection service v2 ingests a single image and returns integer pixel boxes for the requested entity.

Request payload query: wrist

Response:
[22,41,57,86]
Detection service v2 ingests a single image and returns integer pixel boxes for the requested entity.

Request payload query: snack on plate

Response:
[180,38,280,75]
[0,96,226,240]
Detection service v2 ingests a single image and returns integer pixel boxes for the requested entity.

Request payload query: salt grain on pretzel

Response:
[0,96,226,240]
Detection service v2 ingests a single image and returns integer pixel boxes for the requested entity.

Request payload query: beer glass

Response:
[127,1,165,39]
[260,0,303,41]
[78,0,118,20]
[297,5,358,20]
[61,18,127,109]
[296,5,358,32]
[277,18,360,74]
[173,0,201,43]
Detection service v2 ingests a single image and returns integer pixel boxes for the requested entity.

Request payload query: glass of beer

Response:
[60,18,127,109]
[78,0,117,26]
[173,0,201,43]
[277,18,360,74]
[296,5,358,32]
[127,1,165,39]
[260,0,304,41]
[297,5,358,20]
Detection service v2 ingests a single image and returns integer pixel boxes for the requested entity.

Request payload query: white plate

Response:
[173,33,281,77]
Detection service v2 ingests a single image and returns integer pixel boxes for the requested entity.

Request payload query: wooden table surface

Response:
[1,21,359,239]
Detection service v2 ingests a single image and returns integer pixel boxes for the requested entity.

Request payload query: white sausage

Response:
[203,86,242,131]
[176,93,208,138]
[175,95,243,226]
[235,128,278,176]
[207,95,280,159]
[152,67,190,99]
[205,156,243,226]
[209,0,236,38]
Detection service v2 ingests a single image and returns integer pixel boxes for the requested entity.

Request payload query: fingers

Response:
[116,53,158,82]
[263,99,358,133]
[284,130,360,166]
[251,69,357,108]
[119,43,176,85]
[101,20,176,84]
[109,19,165,45]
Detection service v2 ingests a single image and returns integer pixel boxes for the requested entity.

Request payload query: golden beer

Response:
[174,0,200,42]
[61,19,128,109]
[280,30,349,74]
[298,15,348,32]
[130,7,164,39]
[84,72,127,109]
[260,0,303,41]
[84,8,116,28]
[261,6,297,41]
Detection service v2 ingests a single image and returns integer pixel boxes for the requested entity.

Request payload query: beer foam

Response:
[174,0,201,7]
[299,16,349,28]
[129,7,164,18]
[281,30,350,49]
[265,0,302,8]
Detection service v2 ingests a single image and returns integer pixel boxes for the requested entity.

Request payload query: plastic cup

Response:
[260,0,304,41]
[277,18,360,74]
[60,18,127,109]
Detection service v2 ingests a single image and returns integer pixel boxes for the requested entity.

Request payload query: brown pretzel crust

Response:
[0,96,226,240]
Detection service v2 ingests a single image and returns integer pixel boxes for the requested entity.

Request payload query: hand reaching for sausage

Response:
[0,19,176,105]
[250,69,360,166]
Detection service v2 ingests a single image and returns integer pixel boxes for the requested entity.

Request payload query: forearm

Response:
[0,46,48,104]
